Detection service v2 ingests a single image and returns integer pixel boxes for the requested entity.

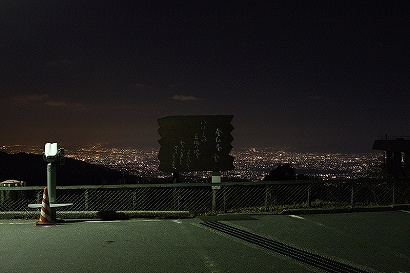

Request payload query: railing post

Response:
[392,182,396,205]
[172,172,179,211]
[307,184,312,207]
[211,171,221,214]
[84,189,89,210]
[172,186,178,210]
[223,186,226,213]
[212,189,217,213]
[175,187,180,211]
[36,190,41,204]
[132,189,137,210]
[350,183,354,207]
[0,192,4,210]
[264,185,268,212]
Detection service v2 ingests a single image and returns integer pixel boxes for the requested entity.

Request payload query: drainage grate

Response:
[201,221,370,273]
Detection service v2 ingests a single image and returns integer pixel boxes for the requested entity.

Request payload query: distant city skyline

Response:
[1,144,383,181]
[1,1,408,153]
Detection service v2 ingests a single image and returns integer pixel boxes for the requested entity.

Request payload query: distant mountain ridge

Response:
[0,152,132,186]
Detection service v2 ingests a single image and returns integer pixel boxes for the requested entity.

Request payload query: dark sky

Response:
[1,1,409,152]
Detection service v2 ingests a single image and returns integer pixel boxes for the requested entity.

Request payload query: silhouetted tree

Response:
[264,164,296,181]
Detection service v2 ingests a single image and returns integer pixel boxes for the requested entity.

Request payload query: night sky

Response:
[1,1,409,152]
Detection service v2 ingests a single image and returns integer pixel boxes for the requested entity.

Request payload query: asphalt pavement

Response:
[1,211,409,273]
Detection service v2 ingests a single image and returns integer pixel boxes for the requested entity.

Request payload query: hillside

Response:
[0,152,133,186]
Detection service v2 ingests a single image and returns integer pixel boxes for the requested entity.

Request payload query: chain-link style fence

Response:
[1,180,409,218]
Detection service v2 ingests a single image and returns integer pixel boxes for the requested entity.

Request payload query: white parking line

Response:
[288,215,305,220]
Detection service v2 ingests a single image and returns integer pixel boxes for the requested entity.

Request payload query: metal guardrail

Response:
[1,180,409,218]
[378,135,410,140]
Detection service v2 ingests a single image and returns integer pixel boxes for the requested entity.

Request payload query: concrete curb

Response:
[0,211,38,219]
[0,210,193,220]
[281,204,410,215]
[61,210,194,219]
[1,205,408,220]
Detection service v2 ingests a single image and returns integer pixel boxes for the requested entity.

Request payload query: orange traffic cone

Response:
[36,187,55,226]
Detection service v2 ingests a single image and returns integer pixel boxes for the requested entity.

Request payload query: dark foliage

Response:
[264,164,296,181]
[0,152,136,186]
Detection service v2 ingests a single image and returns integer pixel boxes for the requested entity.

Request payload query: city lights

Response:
[1,145,384,181]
